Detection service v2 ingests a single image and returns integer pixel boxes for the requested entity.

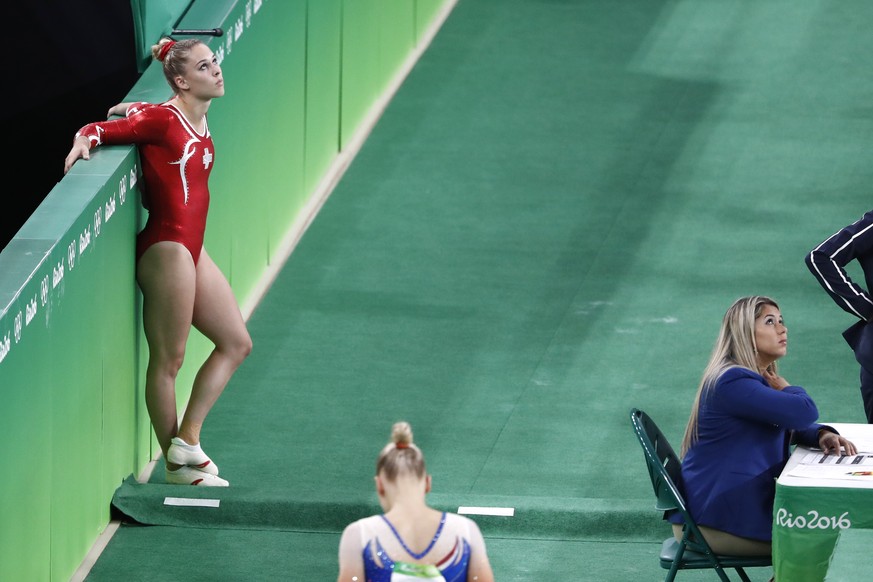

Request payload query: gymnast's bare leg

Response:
[137,242,251,470]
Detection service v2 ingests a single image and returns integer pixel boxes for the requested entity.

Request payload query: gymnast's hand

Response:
[64,136,91,174]
[107,102,134,118]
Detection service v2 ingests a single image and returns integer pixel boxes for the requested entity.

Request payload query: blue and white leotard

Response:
[358,512,472,581]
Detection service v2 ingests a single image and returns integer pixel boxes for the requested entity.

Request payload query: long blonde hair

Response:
[680,295,779,455]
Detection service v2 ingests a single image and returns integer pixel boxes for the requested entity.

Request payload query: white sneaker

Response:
[167,437,219,475]
[166,465,229,487]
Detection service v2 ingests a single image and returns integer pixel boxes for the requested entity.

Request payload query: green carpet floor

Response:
[85,0,873,580]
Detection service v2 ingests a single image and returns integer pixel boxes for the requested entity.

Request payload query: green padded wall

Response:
[0,146,141,581]
[340,0,380,149]
[0,241,53,581]
[305,0,342,196]
[129,0,191,70]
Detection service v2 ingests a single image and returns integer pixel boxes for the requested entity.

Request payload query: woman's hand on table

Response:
[818,431,858,456]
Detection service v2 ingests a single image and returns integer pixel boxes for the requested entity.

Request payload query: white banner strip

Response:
[457,506,514,517]
[163,497,221,508]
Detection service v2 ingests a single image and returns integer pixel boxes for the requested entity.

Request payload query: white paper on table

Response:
[784,462,873,481]
[781,426,873,488]
[795,450,873,467]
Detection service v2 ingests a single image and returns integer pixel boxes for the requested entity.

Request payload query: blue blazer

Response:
[669,367,827,541]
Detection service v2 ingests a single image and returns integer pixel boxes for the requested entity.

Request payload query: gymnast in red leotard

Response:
[64,37,252,487]
[76,100,214,265]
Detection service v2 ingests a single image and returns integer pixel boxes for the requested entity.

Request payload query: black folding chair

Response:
[630,408,772,581]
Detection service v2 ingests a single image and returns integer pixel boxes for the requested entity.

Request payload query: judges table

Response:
[773,423,873,581]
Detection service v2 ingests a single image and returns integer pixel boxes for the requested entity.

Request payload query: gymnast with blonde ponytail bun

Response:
[337,421,495,581]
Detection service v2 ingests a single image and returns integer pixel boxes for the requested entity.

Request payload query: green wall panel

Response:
[379,0,416,87]
[98,167,141,516]
[0,145,141,580]
[49,231,103,580]
[305,0,342,196]
[48,156,140,581]
[341,0,380,148]
[0,241,52,582]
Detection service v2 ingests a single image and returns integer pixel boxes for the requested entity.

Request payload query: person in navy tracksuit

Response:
[806,209,873,423]
[669,296,855,556]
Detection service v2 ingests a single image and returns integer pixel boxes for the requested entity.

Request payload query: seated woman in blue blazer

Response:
[670,295,857,556]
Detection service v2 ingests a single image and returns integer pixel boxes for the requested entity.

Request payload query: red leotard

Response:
[76,102,214,265]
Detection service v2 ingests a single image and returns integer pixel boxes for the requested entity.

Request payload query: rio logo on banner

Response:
[775,508,851,530]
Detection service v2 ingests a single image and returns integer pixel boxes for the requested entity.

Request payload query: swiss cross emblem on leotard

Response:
[202,148,213,169]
